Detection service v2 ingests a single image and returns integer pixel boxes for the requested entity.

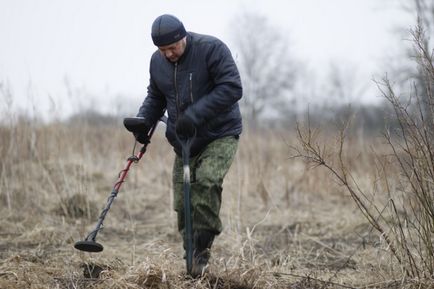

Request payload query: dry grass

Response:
[1,117,429,289]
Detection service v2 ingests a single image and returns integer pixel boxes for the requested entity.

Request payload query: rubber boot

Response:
[190,230,215,278]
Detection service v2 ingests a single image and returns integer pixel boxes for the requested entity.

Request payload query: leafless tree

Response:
[229,12,297,128]
[394,0,434,127]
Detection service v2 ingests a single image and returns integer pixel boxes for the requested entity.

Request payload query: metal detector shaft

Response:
[84,145,147,242]
[75,119,160,252]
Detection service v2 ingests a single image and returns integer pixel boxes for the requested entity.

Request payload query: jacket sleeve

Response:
[185,41,242,126]
[137,58,167,126]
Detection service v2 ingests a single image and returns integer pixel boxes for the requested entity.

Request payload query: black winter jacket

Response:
[137,32,243,156]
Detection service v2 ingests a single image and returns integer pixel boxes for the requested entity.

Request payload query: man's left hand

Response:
[176,114,196,138]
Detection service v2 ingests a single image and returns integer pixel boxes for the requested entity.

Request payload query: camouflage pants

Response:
[172,136,238,239]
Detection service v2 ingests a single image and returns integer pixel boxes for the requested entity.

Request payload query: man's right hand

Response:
[133,132,150,144]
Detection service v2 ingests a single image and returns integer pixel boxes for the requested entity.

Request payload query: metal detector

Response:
[74,116,165,253]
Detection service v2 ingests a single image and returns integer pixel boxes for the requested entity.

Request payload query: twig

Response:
[271,271,356,289]
[0,271,18,279]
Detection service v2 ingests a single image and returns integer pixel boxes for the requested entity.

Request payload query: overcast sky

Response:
[0,0,416,120]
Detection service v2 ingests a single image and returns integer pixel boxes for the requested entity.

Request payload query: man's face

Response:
[158,37,187,63]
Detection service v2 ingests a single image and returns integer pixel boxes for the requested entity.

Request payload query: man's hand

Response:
[133,132,150,144]
[176,114,196,138]
[124,117,152,144]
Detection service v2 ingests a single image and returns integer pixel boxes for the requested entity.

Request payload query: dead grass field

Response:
[0,119,428,288]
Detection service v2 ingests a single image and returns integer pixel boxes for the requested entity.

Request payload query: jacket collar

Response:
[177,32,192,64]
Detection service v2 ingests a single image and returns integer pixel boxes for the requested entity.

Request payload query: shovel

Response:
[177,134,194,275]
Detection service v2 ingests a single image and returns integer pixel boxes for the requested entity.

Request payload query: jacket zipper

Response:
[174,62,180,116]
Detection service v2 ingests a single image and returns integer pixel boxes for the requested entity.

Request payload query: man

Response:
[133,14,242,277]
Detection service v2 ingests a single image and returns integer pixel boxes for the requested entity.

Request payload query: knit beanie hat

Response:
[151,14,187,46]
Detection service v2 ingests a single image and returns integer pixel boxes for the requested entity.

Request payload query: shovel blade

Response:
[74,240,104,252]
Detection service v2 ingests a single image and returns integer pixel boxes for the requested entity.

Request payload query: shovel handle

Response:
[178,135,194,275]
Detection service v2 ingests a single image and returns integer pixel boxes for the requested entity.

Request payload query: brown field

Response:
[0,119,425,288]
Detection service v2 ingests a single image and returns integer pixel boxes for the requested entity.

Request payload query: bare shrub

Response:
[292,22,434,281]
